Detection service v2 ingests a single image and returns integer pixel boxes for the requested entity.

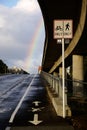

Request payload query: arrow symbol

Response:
[33,101,41,106]
[29,114,43,125]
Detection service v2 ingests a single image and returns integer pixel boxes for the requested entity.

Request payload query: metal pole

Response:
[62,38,65,118]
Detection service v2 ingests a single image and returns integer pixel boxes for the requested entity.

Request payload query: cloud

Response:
[13,0,40,13]
[0,0,45,73]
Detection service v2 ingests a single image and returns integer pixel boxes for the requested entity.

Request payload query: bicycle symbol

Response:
[55,26,63,31]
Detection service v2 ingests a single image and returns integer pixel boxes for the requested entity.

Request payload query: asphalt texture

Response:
[7,74,74,130]
[0,74,74,130]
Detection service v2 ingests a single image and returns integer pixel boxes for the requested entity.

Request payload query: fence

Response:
[41,71,87,117]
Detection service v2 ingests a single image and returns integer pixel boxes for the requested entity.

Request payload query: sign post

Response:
[62,37,65,118]
[54,20,73,118]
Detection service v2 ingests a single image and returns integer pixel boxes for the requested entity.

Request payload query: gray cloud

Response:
[0,0,45,73]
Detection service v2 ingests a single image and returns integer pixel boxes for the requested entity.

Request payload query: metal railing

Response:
[41,71,87,117]
[66,78,87,98]
[41,71,67,105]
[41,71,87,98]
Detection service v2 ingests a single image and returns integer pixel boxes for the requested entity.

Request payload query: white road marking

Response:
[9,74,37,123]
[32,107,45,112]
[33,101,41,106]
[29,114,43,125]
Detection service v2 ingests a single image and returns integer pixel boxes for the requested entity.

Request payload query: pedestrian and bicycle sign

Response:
[53,19,73,118]
[54,20,73,39]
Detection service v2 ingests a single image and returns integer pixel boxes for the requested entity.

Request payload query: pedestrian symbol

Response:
[65,23,70,30]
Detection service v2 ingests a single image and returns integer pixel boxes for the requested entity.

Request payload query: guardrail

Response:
[40,71,71,117]
[41,71,67,100]
[66,78,87,98]
[41,71,87,117]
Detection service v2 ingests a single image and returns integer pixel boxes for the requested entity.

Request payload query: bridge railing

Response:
[41,71,87,98]
[41,71,67,103]
[41,71,87,117]
[40,71,71,117]
[66,78,87,98]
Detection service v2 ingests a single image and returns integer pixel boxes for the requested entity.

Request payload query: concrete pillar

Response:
[53,72,59,94]
[73,55,84,80]
[72,55,84,97]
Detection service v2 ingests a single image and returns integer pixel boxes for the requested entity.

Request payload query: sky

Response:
[0,0,45,73]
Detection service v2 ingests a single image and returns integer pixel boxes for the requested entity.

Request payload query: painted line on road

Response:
[9,74,37,123]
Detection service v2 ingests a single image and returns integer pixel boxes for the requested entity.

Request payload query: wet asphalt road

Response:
[0,74,73,130]
[0,74,33,130]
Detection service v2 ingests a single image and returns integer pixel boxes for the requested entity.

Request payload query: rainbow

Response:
[24,18,44,73]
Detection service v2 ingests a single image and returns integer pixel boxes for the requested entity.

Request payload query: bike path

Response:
[6,74,74,130]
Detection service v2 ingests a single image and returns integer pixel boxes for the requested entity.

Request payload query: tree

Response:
[0,59,8,74]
